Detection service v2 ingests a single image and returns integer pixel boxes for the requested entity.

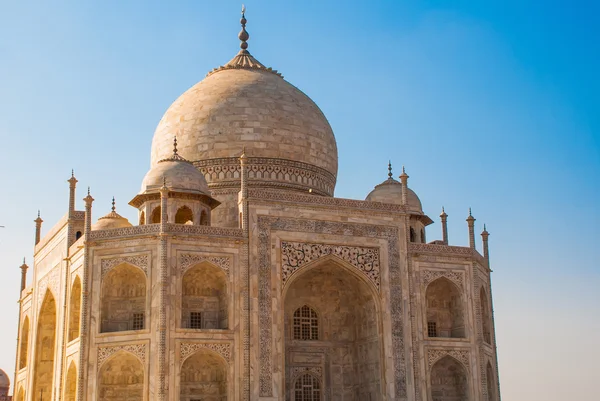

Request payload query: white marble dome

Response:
[0,368,9,388]
[141,158,210,195]
[93,211,133,230]
[366,177,423,213]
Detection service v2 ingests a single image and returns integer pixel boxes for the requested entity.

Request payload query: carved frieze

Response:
[179,253,232,276]
[281,241,380,291]
[290,366,323,380]
[421,269,464,289]
[97,343,147,368]
[100,254,149,278]
[427,348,470,369]
[37,266,60,312]
[180,342,232,363]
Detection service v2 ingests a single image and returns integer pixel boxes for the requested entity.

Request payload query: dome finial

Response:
[388,161,393,179]
[239,4,249,50]
[173,136,178,156]
[111,197,116,212]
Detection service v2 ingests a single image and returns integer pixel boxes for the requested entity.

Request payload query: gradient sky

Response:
[0,1,598,399]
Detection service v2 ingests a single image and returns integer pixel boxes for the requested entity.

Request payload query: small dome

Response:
[366,177,423,213]
[140,159,209,195]
[92,198,132,230]
[0,368,9,388]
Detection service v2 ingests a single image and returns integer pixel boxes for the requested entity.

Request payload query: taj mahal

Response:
[9,8,501,401]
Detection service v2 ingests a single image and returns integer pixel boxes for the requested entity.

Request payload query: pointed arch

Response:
[139,211,145,225]
[64,361,77,401]
[410,227,416,242]
[200,210,209,226]
[98,351,144,401]
[430,355,469,401]
[421,228,426,243]
[32,290,57,399]
[180,348,228,400]
[480,286,492,344]
[292,305,319,340]
[19,315,29,369]
[151,206,161,224]
[15,387,24,401]
[293,373,322,401]
[426,277,465,338]
[486,361,496,401]
[181,262,228,329]
[175,205,194,224]
[68,276,82,341]
[101,263,147,333]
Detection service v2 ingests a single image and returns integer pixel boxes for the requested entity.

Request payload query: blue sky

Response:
[0,1,598,399]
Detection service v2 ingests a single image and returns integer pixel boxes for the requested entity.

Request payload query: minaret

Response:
[399,166,409,206]
[68,170,78,216]
[19,258,28,293]
[239,148,248,231]
[467,208,476,249]
[34,210,43,245]
[239,4,249,51]
[440,207,448,245]
[481,224,490,263]
[158,176,169,401]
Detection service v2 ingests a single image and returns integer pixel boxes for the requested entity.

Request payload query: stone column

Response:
[13,258,29,395]
[481,225,490,263]
[440,207,448,245]
[239,151,250,400]
[68,171,78,216]
[158,181,169,401]
[399,166,409,206]
[19,258,28,293]
[77,188,94,401]
[467,208,476,250]
[34,211,43,245]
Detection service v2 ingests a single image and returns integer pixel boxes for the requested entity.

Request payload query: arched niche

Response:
[200,210,209,226]
[69,277,82,341]
[98,351,144,401]
[181,263,228,330]
[15,387,24,401]
[151,206,161,224]
[486,362,496,401]
[176,206,194,224]
[293,373,322,401]
[139,211,145,226]
[480,287,491,344]
[283,261,383,400]
[180,349,228,401]
[426,278,465,338]
[64,361,77,401]
[19,315,29,369]
[32,290,57,399]
[101,264,147,333]
[430,356,469,401]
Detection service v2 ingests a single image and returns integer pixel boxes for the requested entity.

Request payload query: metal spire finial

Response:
[111,197,116,212]
[173,136,178,156]
[37,210,40,218]
[71,169,74,177]
[87,187,90,196]
[239,5,249,50]
[388,161,393,179]
[469,207,472,216]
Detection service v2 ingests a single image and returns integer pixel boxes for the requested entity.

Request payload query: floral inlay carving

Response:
[179,253,231,276]
[421,269,464,289]
[37,267,60,312]
[97,343,147,368]
[427,348,470,369]
[101,254,149,278]
[290,366,323,380]
[180,342,232,363]
[281,241,380,291]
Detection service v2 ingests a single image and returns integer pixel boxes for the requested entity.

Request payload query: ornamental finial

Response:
[388,161,393,179]
[111,197,116,212]
[173,136,178,156]
[239,5,249,50]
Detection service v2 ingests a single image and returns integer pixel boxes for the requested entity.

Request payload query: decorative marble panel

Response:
[421,269,464,289]
[37,266,60,312]
[97,343,147,368]
[100,254,149,278]
[427,348,470,369]
[179,253,231,276]
[281,241,380,291]
[180,342,232,363]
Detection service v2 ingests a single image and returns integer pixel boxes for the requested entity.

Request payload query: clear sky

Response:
[0,0,598,399]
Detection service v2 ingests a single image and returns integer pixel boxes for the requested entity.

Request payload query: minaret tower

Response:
[467,208,476,249]
[440,207,448,245]
[34,211,43,245]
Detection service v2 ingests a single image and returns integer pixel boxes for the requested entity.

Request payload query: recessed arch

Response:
[15,387,24,401]
[32,290,57,399]
[293,373,322,401]
[200,210,209,226]
[151,206,161,224]
[139,211,145,225]
[426,277,465,338]
[101,263,147,333]
[19,315,29,369]
[181,262,228,329]
[98,351,144,401]
[430,355,469,401]
[180,348,228,400]
[284,260,383,400]
[480,287,492,344]
[486,361,496,401]
[175,205,194,224]
[68,276,82,341]
[64,361,77,401]
[292,305,319,341]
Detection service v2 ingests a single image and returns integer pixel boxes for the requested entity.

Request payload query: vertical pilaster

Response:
[467,208,476,250]
[20,258,28,293]
[77,188,94,401]
[34,211,43,245]
[239,151,250,400]
[481,225,490,264]
[440,207,448,245]
[13,259,28,399]
[158,181,169,401]
[67,171,79,247]
[399,166,409,206]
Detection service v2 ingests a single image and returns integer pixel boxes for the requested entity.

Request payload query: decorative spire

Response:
[388,161,393,179]
[111,197,116,212]
[239,5,249,50]
[157,135,191,164]
[466,208,476,249]
[440,206,449,245]
[173,136,178,156]
[440,206,447,218]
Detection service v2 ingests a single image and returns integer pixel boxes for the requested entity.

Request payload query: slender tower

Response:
[34,211,43,245]
[467,208,476,249]
[399,166,409,206]
[481,224,490,264]
[440,207,448,245]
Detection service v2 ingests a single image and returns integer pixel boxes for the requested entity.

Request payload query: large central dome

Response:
[150,12,338,199]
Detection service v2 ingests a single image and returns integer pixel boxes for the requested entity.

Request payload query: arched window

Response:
[181,263,228,329]
[68,277,82,341]
[294,374,321,401]
[75,231,82,240]
[151,206,161,224]
[101,264,146,333]
[180,350,228,400]
[175,206,194,224]
[410,227,416,242]
[139,211,145,226]
[33,291,57,398]
[421,228,426,243]
[426,278,465,338]
[64,362,77,401]
[430,356,468,400]
[293,305,319,340]
[98,352,143,400]
[200,210,209,226]
[480,287,492,344]
[19,316,29,369]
